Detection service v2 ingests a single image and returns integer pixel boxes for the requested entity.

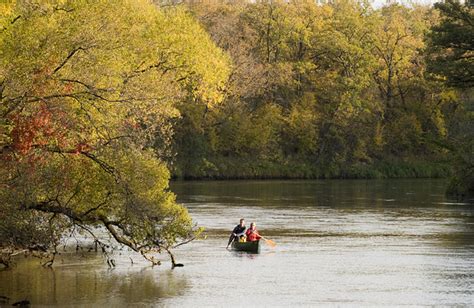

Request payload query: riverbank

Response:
[172,158,452,180]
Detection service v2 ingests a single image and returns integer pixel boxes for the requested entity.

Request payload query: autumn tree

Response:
[0,0,229,267]
[170,0,456,179]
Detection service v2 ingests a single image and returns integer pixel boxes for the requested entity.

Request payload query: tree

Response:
[171,0,456,180]
[370,4,450,158]
[426,0,474,197]
[0,0,229,267]
[427,0,474,88]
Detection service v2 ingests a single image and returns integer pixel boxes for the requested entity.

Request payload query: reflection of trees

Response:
[172,179,449,208]
[173,179,474,251]
[0,257,188,305]
[434,210,474,253]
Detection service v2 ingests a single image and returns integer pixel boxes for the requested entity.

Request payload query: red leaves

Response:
[9,103,63,157]
[6,101,95,170]
[63,82,75,94]
[74,142,91,154]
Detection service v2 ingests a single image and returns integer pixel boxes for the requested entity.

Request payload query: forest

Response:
[172,0,473,186]
[0,0,472,266]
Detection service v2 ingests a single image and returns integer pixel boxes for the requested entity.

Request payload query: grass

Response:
[172,157,452,180]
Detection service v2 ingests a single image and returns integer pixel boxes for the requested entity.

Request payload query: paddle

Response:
[260,236,276,248]
[226,237,234,249]
[226,233,238,249]
[226,236,234,249]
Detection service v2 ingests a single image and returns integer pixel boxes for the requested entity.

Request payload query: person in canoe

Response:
[245,222,262,242]
[226,218,246,248]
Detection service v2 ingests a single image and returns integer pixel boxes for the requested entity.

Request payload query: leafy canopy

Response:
[0,0,229,266]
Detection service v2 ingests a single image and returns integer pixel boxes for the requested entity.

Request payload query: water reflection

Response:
[0,254,188,306]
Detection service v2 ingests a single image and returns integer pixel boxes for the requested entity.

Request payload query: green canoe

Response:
[231,240,260,253]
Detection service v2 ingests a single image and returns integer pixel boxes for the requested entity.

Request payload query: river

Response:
[1,179,473,306]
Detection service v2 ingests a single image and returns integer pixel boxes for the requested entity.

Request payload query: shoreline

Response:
[171,160,452,181]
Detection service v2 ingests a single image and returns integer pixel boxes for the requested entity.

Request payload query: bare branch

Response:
[53,47,87,74]
[81,192,112,217]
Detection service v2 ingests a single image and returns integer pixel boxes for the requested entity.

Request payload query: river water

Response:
[1,179,473,306]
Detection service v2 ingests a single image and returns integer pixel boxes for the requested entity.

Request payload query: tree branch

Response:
[53,47,87,74]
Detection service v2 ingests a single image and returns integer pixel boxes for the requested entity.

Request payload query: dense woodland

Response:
[173,0,472,183]
[0,0,472,266]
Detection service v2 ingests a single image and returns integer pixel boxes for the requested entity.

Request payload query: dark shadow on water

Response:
[231,251,259,259]
[229,250,276,260]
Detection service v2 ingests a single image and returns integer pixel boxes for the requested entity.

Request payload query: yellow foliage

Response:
[0,0,230,258]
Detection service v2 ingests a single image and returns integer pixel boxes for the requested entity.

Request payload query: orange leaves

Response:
[63,82,74,94]
[7,101,94,170]
[74,142,91,154]
[9,103,63,157]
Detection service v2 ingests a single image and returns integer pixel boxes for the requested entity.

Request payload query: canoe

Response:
[231,240,260,253]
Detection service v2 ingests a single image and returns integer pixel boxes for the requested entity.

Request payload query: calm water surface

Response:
[1,179,473,306]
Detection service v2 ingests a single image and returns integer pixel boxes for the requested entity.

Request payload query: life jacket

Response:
[246,229,260,241]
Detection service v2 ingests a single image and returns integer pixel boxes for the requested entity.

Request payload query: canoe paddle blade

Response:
[264,238,276,248]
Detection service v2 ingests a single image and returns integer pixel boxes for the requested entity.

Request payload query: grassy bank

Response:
[172,158,452,180]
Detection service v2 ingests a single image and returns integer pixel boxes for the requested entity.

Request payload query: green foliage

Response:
[427,0,474,88]
[425,0,474,197]
[171,0,457,180]
[442,93,474,197]
[0,0,228,265]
